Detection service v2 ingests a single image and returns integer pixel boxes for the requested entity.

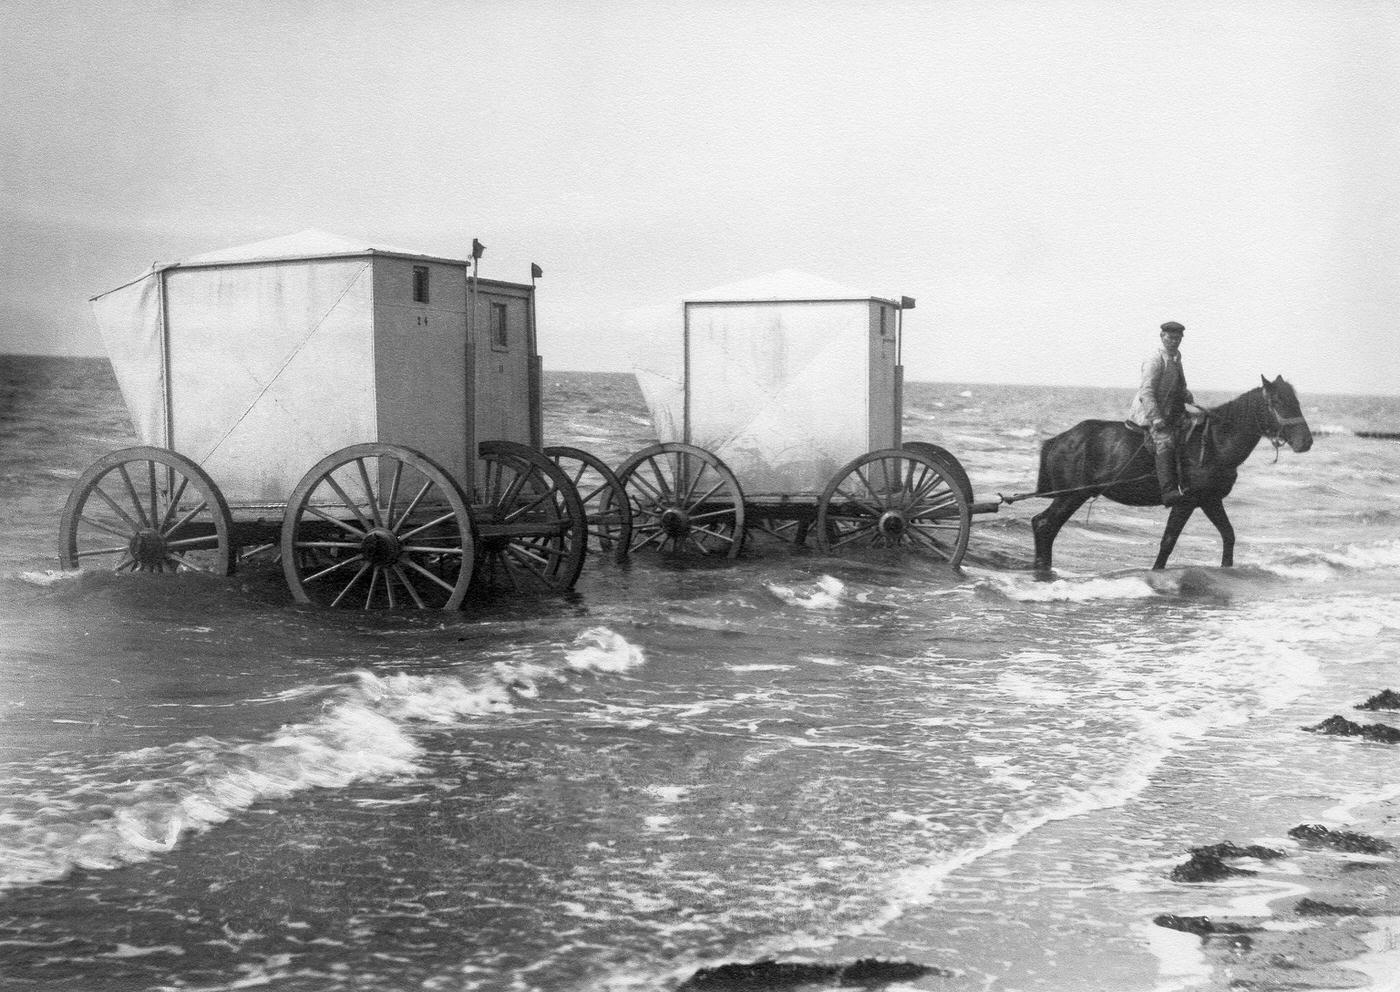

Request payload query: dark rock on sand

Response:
[677,958,948,991]
[1355,688,1400,710]
[1301,714,1400,743]
[1191,842,1285,861]
[1288,823,1393,854]
[1171,850,1257,882]
[1153,914,1263,937]
[1169,842,1283,883]
[1340,860,1387,873]
[1295,897,1365,917]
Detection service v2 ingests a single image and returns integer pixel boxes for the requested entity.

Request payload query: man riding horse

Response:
[1127,320,1203,506]
[1031,325,1313,572]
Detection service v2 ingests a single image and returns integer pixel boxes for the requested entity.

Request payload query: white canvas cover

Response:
[90,272,167,448]
[631,270,900,495]
[162,258,377,503]
[178,228,444,267]
[88,231,462,505]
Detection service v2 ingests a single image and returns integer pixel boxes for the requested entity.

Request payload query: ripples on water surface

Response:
[3,357,1400,991]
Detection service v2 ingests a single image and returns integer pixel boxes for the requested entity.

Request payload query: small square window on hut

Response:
[412,266,430,303]
[491,302,509,350]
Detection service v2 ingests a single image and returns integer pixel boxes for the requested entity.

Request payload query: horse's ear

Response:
[1260,374,1271,390]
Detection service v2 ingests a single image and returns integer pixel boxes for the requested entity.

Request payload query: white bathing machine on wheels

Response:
[66,230,587,609]
[619,270,997,566]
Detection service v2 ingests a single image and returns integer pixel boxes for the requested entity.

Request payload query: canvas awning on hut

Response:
[630,270,907,495]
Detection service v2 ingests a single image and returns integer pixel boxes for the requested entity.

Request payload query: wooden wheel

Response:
[473,441,588,594]
[59,446,233,575]
[281,443,475,609]
[816,447,971,566]
[902,441,974,502]
[616,442,746,557]
[544,445,633,560]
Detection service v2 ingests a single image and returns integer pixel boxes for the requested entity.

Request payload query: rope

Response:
[998,432,1158,504]
[998,473,1155,504]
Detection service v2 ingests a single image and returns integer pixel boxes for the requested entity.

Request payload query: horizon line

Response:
[3,352,1394,400]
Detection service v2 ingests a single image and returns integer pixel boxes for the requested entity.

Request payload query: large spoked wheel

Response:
[473,441,588,594]
[544,445,633,560]
[816,447,971,566]
[281,443,475,609]
[902,441,974,502]
[616,442,746,558]
[59,446,234,575]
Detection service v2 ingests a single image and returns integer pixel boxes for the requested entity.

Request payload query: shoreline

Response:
[669,696,1400,992]
[1152,814,1400,992]
[1151,698,1400,992]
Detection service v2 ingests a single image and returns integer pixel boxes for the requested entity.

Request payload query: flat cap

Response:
[1160,321,1185,333]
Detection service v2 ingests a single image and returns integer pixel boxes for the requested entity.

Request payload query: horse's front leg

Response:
[1153,503,1197,570]
[1198,498,1235,567]
[1032,494,1089,574]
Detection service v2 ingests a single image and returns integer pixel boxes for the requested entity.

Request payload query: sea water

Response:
[3,355,1400,991]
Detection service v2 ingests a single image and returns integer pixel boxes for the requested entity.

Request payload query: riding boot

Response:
[1155,445,1182,506]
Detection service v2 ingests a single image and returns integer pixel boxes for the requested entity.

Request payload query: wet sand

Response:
[1150,702,1400,992]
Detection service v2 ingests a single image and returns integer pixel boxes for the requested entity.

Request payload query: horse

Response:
[1031,375,1313,572]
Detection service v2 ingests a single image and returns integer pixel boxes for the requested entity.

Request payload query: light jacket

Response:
[1128,347,1194,428]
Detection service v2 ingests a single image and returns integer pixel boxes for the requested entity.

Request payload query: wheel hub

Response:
[659,507,690,537]
[877,511,909,538]
[128,528,167,568]
[360,528,402,566]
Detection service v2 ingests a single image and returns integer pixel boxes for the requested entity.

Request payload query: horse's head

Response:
[1261,375,1313,452]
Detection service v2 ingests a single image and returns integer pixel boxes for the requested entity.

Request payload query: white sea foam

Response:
[979,572,1159,602]
[1331,538,1400,570]
[1139,920,1211,992]
[15,569,83,588]
[0,632,647,892]
[765,574,845,610]
[1260,538,1400,581]
[353,670,520,722]
[1320,920,1400,992]
[565,626,646,672]
[994,669,1072,705]
[0,699,423,890]
[1315,423,1358,436]
[825,592,1329,950]
[1320,781,1400,824]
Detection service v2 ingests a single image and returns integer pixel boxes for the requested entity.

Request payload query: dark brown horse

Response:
[1032,376,1313,572]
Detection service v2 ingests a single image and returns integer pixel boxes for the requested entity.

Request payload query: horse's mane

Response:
[1207,385,1266,429]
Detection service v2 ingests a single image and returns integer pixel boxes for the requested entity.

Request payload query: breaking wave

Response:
[0,626,645,892]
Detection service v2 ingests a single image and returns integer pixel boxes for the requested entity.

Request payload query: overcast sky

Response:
[3,0,1397,394]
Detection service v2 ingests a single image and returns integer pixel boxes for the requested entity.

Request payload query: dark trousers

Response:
[1148,423,1181,498]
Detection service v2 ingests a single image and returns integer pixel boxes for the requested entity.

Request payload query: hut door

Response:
[472,289,533,446]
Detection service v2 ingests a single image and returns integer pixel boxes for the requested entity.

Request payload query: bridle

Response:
[1262,390,1307,453]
